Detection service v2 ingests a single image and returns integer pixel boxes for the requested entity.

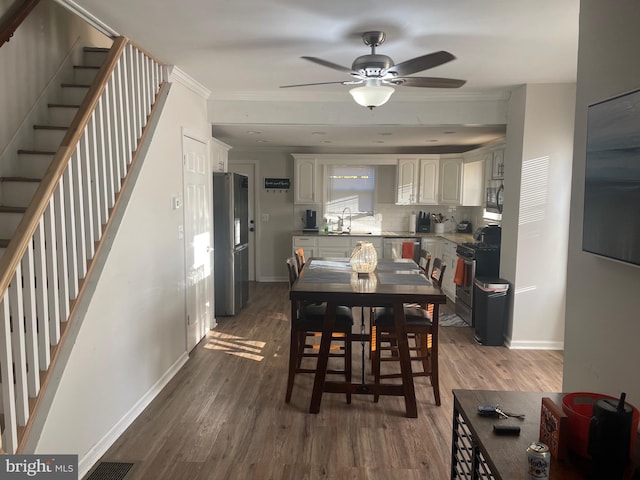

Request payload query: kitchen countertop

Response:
[291,230,475,245]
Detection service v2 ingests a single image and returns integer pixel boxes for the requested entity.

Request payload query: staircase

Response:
[0,47,106,259]
[0,37,167,453]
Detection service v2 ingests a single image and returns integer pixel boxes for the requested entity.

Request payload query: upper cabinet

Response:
[396,157,439,205]
[439,157,463,204]
[293,155,317,204]
[211,137,231,172]
[418,158,439,204]
[491,148,505,180]
[461,160,484,206]
[396,159,418,204]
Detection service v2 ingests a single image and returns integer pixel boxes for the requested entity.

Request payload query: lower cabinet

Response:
[292,236,383,260]
[421,236,458,302]
[292,236,317,259]
[440,239,458,301]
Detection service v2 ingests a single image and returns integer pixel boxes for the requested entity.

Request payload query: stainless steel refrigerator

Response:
[213,172,249,316]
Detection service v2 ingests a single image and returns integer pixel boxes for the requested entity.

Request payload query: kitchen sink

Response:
[325,231,373,235]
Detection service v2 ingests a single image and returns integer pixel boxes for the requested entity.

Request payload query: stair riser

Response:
[82,50,109,68]
[73,67,99,85]
[61,86,90,105]
[33,129,66,151]
[47,107,79,126]
[15,153,55,178]
[0,182,40,208]
[0,213,23,238]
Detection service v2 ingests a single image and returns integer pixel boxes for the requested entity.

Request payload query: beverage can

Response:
[527,441,550,479]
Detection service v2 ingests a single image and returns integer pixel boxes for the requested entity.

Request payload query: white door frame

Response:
[182,129,215,352]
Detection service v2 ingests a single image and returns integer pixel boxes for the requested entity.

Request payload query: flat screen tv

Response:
[583,87,640,267]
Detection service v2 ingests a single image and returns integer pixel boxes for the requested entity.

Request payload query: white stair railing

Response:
[0,37,166,453]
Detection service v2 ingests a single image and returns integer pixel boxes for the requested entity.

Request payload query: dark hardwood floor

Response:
[94,282,563,479]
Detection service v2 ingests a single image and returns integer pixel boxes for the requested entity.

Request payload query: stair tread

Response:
[33,125,68,130]
[83,46,109,52]
[0,239,9,248]
[73,65,100,70]
[0,176,41,182]
[0,205,27,213]
[17,149,56,155]
[60,83,91,88]
[48,103,80,108]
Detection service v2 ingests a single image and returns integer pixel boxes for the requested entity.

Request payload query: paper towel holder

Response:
[409,213,417,234]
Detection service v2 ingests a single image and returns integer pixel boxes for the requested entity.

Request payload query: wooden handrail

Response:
[0,36,127,296]
[0,0,39,48]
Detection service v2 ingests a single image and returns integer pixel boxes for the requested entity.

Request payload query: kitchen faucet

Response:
[340,207,352,233]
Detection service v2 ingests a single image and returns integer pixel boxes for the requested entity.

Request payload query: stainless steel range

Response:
[454,226,501,326]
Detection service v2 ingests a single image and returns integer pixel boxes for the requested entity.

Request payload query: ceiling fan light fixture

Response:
[349,85,395,109]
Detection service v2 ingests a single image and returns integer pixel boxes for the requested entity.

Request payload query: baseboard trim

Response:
[505,337,564,350]
[78,352,189,478]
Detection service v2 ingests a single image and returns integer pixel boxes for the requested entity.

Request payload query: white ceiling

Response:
[69,0,580,152]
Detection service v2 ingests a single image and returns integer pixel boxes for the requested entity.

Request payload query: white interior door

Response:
[229,163,255,281]
[183,133,213,351]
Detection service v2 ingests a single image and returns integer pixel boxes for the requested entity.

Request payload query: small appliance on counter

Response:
[303,209,318,233]
[457,220,472,233]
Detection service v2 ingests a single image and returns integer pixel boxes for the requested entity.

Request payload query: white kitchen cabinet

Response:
[211,137,231,172]
[317,236,351,258]
[396,158,439,205]
[420,237,440,264]
[440,157,463,204]
[461,160,484,206]
[315,236,383,259]
[292,236,317,259]
[352,237,383,259]
[491,148,505,180]
[439,239,458,302]
[396,159,418,204]
[417,158,439,204]
[293,156,317,204]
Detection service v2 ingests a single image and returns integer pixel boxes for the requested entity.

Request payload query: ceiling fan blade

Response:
[280,80,361,88]
[301,56,354,74]
[388,76,466,88]
[384,51,456,77]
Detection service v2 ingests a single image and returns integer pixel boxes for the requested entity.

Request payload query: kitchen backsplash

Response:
[295,203,495,234]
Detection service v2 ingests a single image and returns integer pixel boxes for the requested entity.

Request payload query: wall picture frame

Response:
[492,149,504,179]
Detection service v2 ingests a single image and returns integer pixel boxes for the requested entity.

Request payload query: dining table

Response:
[289,257,447,418]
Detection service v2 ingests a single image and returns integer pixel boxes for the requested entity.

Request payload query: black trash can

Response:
[473,277,510,346]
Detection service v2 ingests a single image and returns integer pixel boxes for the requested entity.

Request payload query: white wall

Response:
[563,0,640,406]
[34,77,211,472]
[0,0,111,154]
[500,84,576,349]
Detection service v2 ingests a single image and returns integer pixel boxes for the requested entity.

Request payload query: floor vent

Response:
[85,462,135,480]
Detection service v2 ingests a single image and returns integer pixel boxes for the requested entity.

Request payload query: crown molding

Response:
[168,67,211,99]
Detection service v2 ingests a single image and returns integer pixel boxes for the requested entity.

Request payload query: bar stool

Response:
[370,258,447,406]
[285,257,353,404]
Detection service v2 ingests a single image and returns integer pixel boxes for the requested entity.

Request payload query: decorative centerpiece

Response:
[349,241,378,277]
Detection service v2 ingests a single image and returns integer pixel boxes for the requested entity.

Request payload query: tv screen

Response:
[583,88,640,267]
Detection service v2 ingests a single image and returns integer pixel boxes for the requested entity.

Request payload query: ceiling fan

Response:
[280,31,466,109]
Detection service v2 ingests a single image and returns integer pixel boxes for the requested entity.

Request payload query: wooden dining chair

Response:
[294,247,306,273]
[418,249,432,277]
[285,257,353,404]
[370,258,447,406]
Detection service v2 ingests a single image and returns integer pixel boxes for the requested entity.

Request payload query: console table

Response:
[451,389,640,479]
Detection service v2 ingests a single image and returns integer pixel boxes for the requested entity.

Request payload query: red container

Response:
[562,392,639,459]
